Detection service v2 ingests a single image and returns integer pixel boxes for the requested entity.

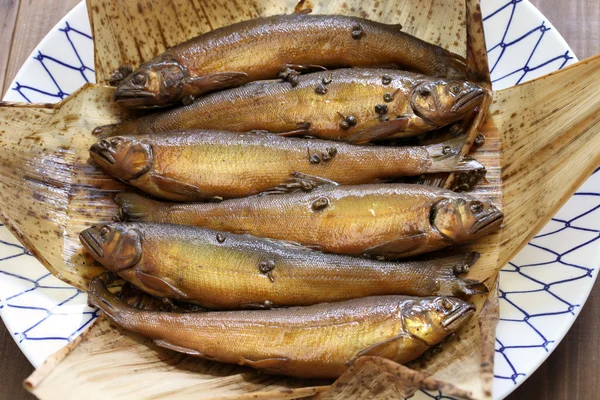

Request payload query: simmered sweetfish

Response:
[90,130,482,201]
[97,69,483,144]
[116,185,503,259]
[89,275,475,379]
[79,223,485,309]
[114,14,466,108]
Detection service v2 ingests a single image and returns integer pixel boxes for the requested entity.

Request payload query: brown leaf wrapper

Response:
[0,0,594,398]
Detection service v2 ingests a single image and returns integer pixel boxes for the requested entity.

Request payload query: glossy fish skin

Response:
[89,130,483,202]
[114,14,466,108]
[98,69,484,144]
[79,222,484,309]
[88,275,475,379]
[116,184,503,259]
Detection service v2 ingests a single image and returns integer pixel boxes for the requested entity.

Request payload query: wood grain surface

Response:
[0,1,598,399]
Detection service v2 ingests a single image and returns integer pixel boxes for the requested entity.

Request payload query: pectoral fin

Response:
[349,333,413,364]
[259,172,339,195]
[149,174,208,201]
[362,233,428,258]
[181,72,249,98]
[347,116,411,144]
[239,356,290,374]
[154,339,203,356]
[137,271,187,300]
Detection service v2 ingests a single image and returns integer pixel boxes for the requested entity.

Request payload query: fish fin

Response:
[424,135,485,173]
[276,122,313,137]
[432,252,488,296]
[349,333,413,364]
[92,123,119,137]
[282,63,327,72]
[114,192,159,221]
[362,233,428,258]
[456,280,489,296]
[149,174,208,201]
[154,339,204,356]
[239,356,290,374]
[258,172,339,196]
[181,72,249,98]
[279,64,326,87]
[137,272,188,300]
[347,116,411,144]
[276,129,311,137]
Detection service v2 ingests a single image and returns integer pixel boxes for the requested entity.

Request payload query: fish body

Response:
[88,276,475,379]
[116,184,503,258]
[99,68,484,144]
[79,222,484,309]
[90,130,483,201]
[114,14,466,108]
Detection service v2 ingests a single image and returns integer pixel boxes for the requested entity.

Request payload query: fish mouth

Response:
[114,88,156,101]
[79,230,104,259]
[470,208,504,235]
[451,88,485,113]
[442,303,476,330]
[90,142,116,165]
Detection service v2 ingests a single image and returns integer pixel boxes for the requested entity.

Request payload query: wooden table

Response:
[0,1,598,399]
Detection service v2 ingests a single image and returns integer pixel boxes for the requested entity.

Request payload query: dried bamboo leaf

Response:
[0,85,135,290]
[314,357,474,400]
[494,54,600,266]
[445,0,493,190]
[478,279,500,398]
[88,0,467,84]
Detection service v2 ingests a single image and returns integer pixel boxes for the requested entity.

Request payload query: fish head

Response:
[79,223,143,272]
[411,80,484,126]
[90,137,153,181]
[403,297,475,345]
[114,60,186,108]
[431,197,503,243]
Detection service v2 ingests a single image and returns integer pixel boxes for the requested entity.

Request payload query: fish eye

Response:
[99,226,111,238]
[436,298,453,311]
[442,298,453,310]
[132,73,147,86]
[470,201,484,214]
[419,87,431,97]
[449,83,462,95]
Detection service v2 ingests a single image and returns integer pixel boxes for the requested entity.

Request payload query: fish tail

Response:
[425,135,485,173]
[88,274,138,328]
[435,252,488,296]
[92,123,119,138]
[445,52,467,79]
[114,192,159,221]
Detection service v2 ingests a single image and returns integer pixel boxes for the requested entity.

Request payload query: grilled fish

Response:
[116,184,503,258]
[97,68,484,144]
[90,130,483,201]
[79,222,485,309]
[114,14,466,108]
[88,275,475,379]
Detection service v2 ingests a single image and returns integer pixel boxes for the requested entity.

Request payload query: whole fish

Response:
[96,68,484,144]
[115,184,503,259]
[79,222,484,309]
[114,14,466,108]
[88,275,475,379]
[89,130,483,201]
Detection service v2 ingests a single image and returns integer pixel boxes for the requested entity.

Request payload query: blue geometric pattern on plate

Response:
[0,1,596,399]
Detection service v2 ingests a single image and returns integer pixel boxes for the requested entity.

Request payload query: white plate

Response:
[0,1,598,399]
